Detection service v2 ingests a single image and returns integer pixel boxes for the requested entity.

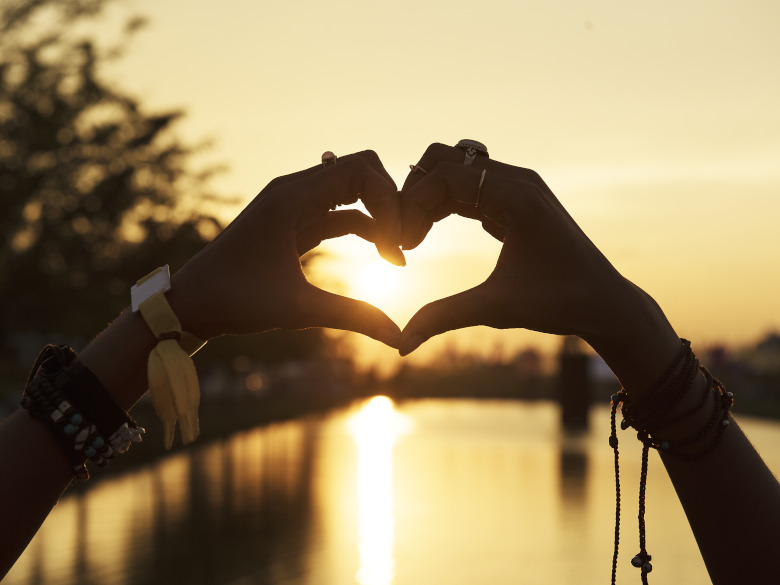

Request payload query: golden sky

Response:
[99,0,780,367]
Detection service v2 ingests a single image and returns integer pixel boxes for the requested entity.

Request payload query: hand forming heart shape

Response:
[169,142,650,365]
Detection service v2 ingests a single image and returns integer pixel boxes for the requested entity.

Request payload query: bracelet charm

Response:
[133,266,202,449]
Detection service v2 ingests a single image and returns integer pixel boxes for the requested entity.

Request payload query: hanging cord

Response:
[636,439,652,584]
[609,394,624,585]
[608,340,733,584]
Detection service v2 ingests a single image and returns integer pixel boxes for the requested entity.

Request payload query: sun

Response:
[352,261,398,304]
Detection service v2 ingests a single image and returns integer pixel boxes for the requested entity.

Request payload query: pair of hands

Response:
[171,143,640,357]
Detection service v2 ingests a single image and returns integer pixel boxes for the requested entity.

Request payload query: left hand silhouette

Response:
[168,150,404,348]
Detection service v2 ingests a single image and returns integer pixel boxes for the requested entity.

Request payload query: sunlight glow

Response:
[351,262,398,306]
[347,396,411,585]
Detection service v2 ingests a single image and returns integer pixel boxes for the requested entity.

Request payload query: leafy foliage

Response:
[0,0,327,389]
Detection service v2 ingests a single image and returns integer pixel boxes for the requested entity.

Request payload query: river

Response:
[6,398,780,585]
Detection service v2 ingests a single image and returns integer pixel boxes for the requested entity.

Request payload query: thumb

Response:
[296,285,402,349]
[399,284,489,356]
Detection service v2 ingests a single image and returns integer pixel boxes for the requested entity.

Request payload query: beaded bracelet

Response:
[56,359,145,453]
[608,339,734,585]
[21,344,145,483]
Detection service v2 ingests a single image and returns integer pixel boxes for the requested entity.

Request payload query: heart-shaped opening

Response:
[304,206,552,371]
[307,215,498,322]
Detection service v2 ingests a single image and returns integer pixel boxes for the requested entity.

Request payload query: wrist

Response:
[583,279,682,400]
[164,284,213,342]
[79,267,211,412]
[167,270,222,341]
[78,308,158,410]
[129,265,204,447]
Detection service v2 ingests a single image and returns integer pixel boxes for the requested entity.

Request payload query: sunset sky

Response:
[97,0,780,368]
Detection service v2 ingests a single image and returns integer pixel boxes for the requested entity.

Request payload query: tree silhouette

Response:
[0,0,327,391]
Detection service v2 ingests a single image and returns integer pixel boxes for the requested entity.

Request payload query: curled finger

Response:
[400,161,486,249]
[297,209,378,255]
[289,153,405,266]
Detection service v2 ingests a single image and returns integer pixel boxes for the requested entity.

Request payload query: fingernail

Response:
[400,334,425,356]
[379,245,406,267]
[379,327,401,349]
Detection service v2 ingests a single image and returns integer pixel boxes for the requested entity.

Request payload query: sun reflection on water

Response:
[347,396,411,585]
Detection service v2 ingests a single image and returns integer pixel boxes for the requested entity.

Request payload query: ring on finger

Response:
[474,169,487,208]
[409,164,428,175]
[455,139,489,166]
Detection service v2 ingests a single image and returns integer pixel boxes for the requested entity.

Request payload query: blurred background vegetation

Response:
[2,0,779,429]
[0,0,328,399]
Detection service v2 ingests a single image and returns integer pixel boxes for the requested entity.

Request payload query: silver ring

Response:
[474,169,486,208]
[409,164,428,175]
[455,139,489,166]
[321,151,337,167]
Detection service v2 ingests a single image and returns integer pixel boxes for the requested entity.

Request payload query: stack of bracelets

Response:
[20,344,145,483]
[609,338,734,584]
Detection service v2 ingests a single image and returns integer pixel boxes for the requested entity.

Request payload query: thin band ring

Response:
[474,169,487,208]
[409,164,428,175]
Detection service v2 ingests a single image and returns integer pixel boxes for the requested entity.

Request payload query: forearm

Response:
[77,306,158,410]
[74,269,212,400]
[587,282,780,584]
[0,409,72,576]
[661,413,780,583]
[0,298,165,576]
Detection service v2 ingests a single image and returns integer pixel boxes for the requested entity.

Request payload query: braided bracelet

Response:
[608,339,734,584]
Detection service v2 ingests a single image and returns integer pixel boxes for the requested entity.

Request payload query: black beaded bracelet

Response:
[56,358,144,453]
[21,344,145,483]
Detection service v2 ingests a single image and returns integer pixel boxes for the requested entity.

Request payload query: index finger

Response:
[217,150,395,245]
[400,161,485,249]
[280,152,406,266]
[400,142,543,249]
[265,149,397,195]
[348,151,404,266]
[401,142,465,194]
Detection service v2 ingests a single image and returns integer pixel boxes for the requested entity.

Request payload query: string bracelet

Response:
[608,339,734,584]
[619,340,697,432]
[20,344,144,483]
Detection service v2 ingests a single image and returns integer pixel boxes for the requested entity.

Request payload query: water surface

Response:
[7,398,780,585]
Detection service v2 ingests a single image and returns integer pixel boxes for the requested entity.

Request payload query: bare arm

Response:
[398,142,780,584]
[0,309,155,575]
[590,289,780,585]
[0,151,404,578]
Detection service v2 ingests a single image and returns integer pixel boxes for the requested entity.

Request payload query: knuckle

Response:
[526,169,543,183]
[421,143,456,166]
[515,167,543,185]
[357,149,381,166]
[265,177,282,191]
[340,155,366,173]
[428,142,451,156]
